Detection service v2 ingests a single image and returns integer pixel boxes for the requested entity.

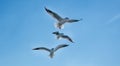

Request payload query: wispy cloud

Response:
[107,14,120,24]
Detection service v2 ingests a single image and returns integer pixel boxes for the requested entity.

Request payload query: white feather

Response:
[54,22,64,29]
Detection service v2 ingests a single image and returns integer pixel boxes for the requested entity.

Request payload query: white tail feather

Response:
[54,23,64,29]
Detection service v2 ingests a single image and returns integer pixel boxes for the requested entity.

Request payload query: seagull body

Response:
[45,7,82,29]
[53,31,74,43]
[33,44,69,58]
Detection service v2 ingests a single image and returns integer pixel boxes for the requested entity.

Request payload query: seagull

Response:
[45,7,82,29]
[32,44,69,58]
[53,31,74,43]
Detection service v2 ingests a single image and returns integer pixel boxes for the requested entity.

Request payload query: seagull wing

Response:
[32,47,51,52]
[62,35,74,43]
[45,7,63,21]
[67,18,83,23]
[54,44,69,51]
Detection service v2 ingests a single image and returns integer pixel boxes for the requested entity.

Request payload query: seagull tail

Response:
[49,53,54,58]
[54,23,64,29]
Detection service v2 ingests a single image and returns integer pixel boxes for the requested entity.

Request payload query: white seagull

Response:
[53,31,74,43]
[32,44,69,58]
[45,7,83,29]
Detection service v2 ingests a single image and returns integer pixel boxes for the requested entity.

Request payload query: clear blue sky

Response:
[0,0,120,66]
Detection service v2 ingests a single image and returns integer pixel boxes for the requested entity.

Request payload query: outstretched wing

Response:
[32,47,51,52]
[45,7,63,21]
[62,35,74,43]
[55,44,69,51]
[67,18,83,23]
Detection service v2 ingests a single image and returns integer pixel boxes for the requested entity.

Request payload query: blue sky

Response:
[0,0,120,66]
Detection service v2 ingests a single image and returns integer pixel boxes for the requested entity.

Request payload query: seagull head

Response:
[51,48,54,51]
[64,17,69,19]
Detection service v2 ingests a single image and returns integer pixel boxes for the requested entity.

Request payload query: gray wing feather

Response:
[67,18,83,23]
[55,44,69,51]
[67,19,80,23]
[32,47,51,52]
[45,7,63,21]
[62,35,74,43]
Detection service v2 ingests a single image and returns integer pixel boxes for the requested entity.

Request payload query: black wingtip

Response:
[44,7,53,13]
[52,31,59,34]
[32,48,39,50]
[71,40,75,43]
[32,48,36,50]
[44,6,49,10]
[44,6,47,10]
[65,44,69,47]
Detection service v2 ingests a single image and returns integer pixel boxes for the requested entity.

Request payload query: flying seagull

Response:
[53,31,74,43]
[45,7,82,29]
[32,44,69,58]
